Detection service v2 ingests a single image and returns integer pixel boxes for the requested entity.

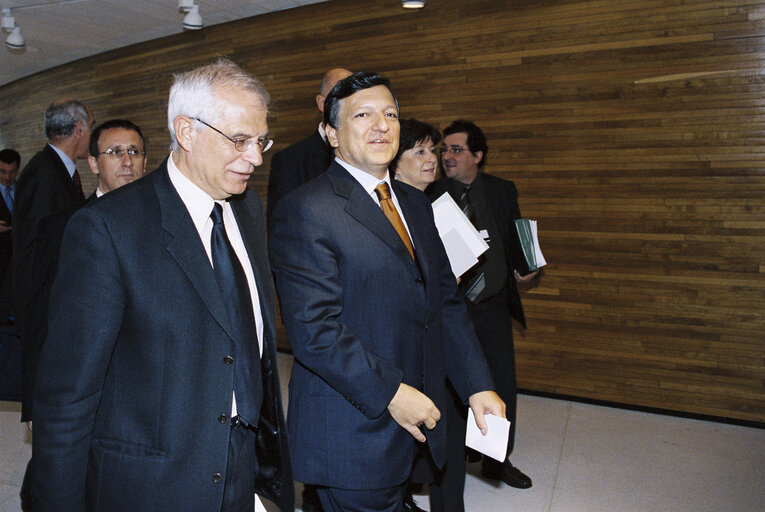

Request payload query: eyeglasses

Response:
[439,145,470,156]
[98,147,145,159]
[194,118,273,153]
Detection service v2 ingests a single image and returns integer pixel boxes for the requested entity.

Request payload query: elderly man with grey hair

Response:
[32,58,293,512]
[14,98,93,511]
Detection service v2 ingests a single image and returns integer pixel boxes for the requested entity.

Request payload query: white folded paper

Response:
[465,409,511,462]
[431,193,489,277]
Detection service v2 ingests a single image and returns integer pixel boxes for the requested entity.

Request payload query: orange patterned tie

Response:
[374,182,414,259]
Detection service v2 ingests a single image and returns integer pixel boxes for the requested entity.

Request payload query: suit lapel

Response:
[153,162,232,338]
[328,163,417,268]
[230,195,275,343]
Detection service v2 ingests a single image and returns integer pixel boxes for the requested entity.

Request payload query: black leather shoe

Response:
[403,492,426,512]
[481,460,533,489]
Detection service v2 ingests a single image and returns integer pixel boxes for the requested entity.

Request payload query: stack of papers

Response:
[431,193,489,277]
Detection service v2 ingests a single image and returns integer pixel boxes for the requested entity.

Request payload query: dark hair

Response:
[44,99,89,139]
[323,71,399,129]
[0,148,20,167]
[390,118,441,174]
[442,119,488,169]
[89,119,146,157]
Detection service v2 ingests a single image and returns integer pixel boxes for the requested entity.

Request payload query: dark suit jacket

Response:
[429,173,527,328]
[19,192,96,420]
[0,187,13,291]
[266,130,331,223]
[13,145,85,414]
[269,161,494,490]
[32,162,293,512]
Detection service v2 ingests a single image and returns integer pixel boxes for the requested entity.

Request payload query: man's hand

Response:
[514,269,539,284]
[468,390,505,436]
[0,220,10,233]
[387,382,441,442]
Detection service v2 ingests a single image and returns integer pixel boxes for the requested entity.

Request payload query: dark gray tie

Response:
[210,203,262,425]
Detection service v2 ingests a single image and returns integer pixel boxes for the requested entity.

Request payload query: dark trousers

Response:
[428,381,467,512]
[221,420,257,512]
[466,290,517,456]
[316,485,407,512]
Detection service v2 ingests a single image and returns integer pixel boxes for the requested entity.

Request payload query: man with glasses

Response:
[32,59,293,512]
[87,119,147,197]
[428,120,540,510]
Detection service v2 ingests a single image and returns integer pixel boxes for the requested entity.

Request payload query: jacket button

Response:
[218,414,229,424]
[212,473,222,484]
[223,356,234,365]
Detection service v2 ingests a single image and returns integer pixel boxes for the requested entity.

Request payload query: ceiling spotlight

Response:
[402,0,425,8]
[6,26,24,49]
[182,4,203,30]
[1,8,24,50]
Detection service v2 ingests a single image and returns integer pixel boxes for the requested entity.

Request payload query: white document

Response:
[530,220,547,267]
[465,409,511,462]
[255,495,266,512]
[431,193,489,277]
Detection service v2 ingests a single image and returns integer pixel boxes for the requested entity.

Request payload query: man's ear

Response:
[87,155,99,176]
[316,94,326,113]
[174,116,195,152]
[473,150,484,167]
[325,124,339,148]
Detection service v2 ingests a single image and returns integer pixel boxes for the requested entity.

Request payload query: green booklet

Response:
[514,218,546,272]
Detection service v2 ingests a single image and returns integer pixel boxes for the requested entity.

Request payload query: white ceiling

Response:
[0,0,329,86]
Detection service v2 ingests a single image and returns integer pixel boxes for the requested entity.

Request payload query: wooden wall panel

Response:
[0,0,763,423]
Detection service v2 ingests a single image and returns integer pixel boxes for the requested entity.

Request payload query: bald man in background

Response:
[266,67,351,225]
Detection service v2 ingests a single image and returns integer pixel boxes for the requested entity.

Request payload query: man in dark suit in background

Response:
[13,99,91,423]
[266,67,351,222]
[428,120,540,504]
[0,148,19,322]
[12,100,91,512]
[32,59,292,512]
[269,71,504,512]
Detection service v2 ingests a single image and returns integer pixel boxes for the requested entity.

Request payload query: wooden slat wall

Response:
[0,0,762,422]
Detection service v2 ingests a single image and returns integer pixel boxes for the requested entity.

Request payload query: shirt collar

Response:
[335,157,393,198]
[48,143,76,178]
[167,152,219,233]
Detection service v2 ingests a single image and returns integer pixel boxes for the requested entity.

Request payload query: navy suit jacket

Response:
[269,161,493,490]
[32,161,293,512]
[266,130,331,223]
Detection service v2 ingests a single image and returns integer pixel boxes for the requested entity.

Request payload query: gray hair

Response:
[44,99,89,140]
[167,57,270,152]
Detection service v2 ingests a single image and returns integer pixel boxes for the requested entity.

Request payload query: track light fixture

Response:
[2,8,25,50]
[402,0,426,8]
[179,1,203,30]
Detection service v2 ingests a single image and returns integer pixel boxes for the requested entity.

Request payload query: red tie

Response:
[374,182,414,259]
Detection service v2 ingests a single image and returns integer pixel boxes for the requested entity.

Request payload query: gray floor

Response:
[2,352,763,512]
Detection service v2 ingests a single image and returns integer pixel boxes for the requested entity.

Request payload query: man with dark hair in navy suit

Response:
[269,71,505,512]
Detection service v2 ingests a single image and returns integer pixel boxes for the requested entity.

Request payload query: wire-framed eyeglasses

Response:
[194,118,273,153]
